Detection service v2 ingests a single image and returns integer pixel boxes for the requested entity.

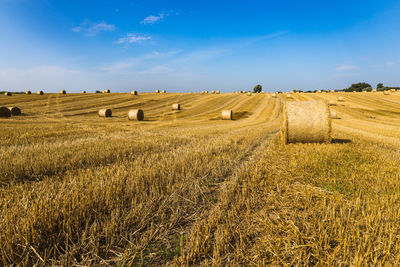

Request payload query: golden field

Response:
[1,91,400,266]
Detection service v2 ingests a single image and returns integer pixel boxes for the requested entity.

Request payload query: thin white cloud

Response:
[336,64,358,71]
[141,11,173,24]
[72,21,116,36]
[386,61,394,67]
[116,33,152,44]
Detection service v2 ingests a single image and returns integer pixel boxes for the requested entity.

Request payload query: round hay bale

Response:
[4,92,12,96]
[384,91,390,95]
[81,90,86,94]
[0,107,11,118]
[155,90,160,93]
[271,93,277,98]
[328,100,336,106]
[102,89,110,93]
[8,106,21,116]
[221,110,232,120]
[98,109,112,117]
[59,90,66,94]
[204,90,209,94]
[161,90,166,93]
[216,90,220,94]
[330,90,335,93]
[317,90,322,93]
[25,90,31,95]
[37,90,44,95]
[286,93,293,99]
[131,90,138,95]
[128,109,144,121]
[281,100,331,144]
[172,104,181,110]
[390,89,396,92]
[337,96,344,102]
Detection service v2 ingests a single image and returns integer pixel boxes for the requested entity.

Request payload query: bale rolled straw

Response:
[98,109,112,117]
[161,90,166,93]
[131,90,138,95]
[384,91,390,95]
[372,89,377,92]
[331,110,339,119]
[102,89,110,93]
[81,91,86,94]
[286,93,293,99]
[211,90,215,94]
[281,100,331,144]
[0,107,11,118]
[172,104,181,110]
[37,90,44,95]
[25,91,31,95]
[221,110,232,120]
[59,90,66,94]
[8,106,21,116]
[247,92,252,96]
[328,100,336,105]
[271,93,277,98]
[128,109,144,121]
[337,96,344,102]
[4,92,11,96]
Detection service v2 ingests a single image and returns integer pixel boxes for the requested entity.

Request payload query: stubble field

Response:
[1,91,400,266]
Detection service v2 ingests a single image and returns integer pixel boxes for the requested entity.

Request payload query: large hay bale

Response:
[59,90,66,94]
[102,89,111,93]
[0,107,11,118]
[8,106,21,116]
[4,92,12,96]
[25,91,31,95]
[128,109,144,121]
[281,101,331,144]
[172,104,181,110]
[271,93,277,98]
[216,90,220,94]
[221,110,232,120]
[98,109,112,117]
[81,90,86,94]
[131,90,138,95]
[37,90,44,95]
[337,96,344,102]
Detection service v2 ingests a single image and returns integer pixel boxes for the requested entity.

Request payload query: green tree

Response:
[253,84,262,93]
[343,82,372,92]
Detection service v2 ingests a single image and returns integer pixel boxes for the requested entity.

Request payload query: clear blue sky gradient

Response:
[1,0,400,92]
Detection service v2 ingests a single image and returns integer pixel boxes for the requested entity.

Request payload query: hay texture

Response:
[337,96,344,102]
[384,91,390,95]
[0,107,11,118]
[161,90,166,93]
[131,90,138,95]
[59,90,66,94]
[172,104,181,110]
[4,92,12,96]
[221,110,232,120]
[328,100,336,106]
[8,107,21,116]
[128,109,144,121]
[25,91,31,95]
[98,109,112,117]
[271,93,277,98]
[281,100,332,144]
[216,90,220,94]
[37,91,44,95]
[286,93,293,99]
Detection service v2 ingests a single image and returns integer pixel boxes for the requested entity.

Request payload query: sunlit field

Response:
[1,91,400,265]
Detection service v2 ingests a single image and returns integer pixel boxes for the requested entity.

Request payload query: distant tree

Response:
[344,82,372,92]
[253,84,262,93]
[377,83,384,91]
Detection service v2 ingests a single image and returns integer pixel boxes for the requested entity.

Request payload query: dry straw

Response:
[271,93,277,98]
[59,90,66,94]
[155,90,160,93]
[338,96,344,102]
[98,109,112,117]
[0,106,11,118]
[25,91,31,95]
[221,110,232,120]
[172,104,181,110]
[8,107,21,116]
[131,90,138,95]
[4,92,12,96]
[37,91,44,95]
[161,90,166,93]
[216,90,220,94]
[128,109,144,121]
[281,100,332,144]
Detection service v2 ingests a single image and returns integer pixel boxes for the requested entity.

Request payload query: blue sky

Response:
[1,0,400,92]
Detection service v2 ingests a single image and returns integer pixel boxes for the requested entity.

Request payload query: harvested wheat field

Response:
[1,91,400,266]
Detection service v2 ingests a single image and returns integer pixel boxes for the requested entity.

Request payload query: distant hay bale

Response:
[98,109,112,117]
[281,100,331,144]
[331,110,339,119]
[216,90,220,94]
[4,92,12,96]
[317,90,322,93]
[59,90,66,94]
[102,89,110,93]
[25,91,31,95]
[161,90,166,93]
[37,90,44,95]
[384,91,390,95]
[337,96,344,102]
[81,90,86,94]
[131,90,138,95]
[286,93,293,99]
[328,100,336,105]
[128,109,144,121]
[0,107,11,118]
[271,93,277,98]
[221,110,232,120]
[172,104,181,110]
[8,106,21,116]
[353,90,356,93]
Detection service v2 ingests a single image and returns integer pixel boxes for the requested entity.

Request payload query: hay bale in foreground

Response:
[128,109,144,121]
[25,91,31,95]
[37,90,44,95]
[172,104,180,110]
[337,96,344,102]
[59,90,66,94]
[98,109,112,117]
[131,90,138,95]
[102,89,110,93]
[4,92,12,96]
[216,90,220,94]
[8,107,21,116]
[0,107,11,118]
[221,110,232,120]
[281,100,331,144]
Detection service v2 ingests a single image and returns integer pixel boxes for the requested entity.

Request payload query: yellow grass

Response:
[1,92,400,265]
